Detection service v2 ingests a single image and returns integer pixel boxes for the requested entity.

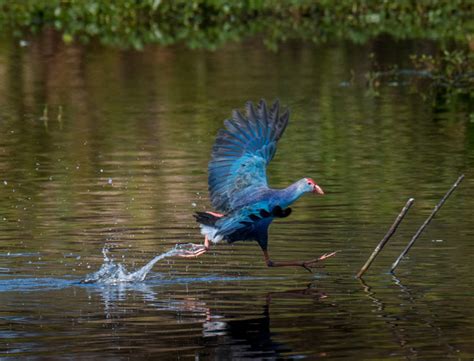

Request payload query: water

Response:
[0,34,473,359]
[82,244,211,284]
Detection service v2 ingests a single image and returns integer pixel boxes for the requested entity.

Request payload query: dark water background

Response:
[0,35,473,359]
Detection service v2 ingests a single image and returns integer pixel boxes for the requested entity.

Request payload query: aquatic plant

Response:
[410,50,474,92]
[0,0,471,50]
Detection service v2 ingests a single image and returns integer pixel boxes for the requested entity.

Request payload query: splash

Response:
[81,243,204,284]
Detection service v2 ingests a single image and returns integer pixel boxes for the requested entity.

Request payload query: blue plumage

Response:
[208,100,288,213]
[196,99,324,255]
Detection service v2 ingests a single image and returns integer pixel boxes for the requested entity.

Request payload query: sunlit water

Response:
[0,34,473,359]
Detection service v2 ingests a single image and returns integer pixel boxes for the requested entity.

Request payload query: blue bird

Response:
[180,100,336,271]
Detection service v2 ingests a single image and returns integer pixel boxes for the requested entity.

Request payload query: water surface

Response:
[0,35,473,359]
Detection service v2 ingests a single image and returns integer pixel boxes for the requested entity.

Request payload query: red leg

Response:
[206,211,224,217]
[263,249,338,272]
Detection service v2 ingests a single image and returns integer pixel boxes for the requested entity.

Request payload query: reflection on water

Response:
[0,33,472,359]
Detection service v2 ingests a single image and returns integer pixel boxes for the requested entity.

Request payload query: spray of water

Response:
[81,243,204,284]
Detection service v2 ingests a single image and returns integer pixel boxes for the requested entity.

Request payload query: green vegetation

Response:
[1,1,472,96]
[364,49,473,98]
[0,0,472,50]
[411,50,474,91]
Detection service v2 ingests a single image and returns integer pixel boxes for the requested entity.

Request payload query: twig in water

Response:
[356,198,415,278]
[390,174,465,273]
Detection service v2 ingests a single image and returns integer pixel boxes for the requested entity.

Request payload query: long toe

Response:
[177,245,208,258]
[302,251,338,268]
[319,251,338,260]
[178,250,206,258]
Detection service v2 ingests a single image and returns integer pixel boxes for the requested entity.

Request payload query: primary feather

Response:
[208,99,289,213]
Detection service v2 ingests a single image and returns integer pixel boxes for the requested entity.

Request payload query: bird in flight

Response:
[180,100,336,271]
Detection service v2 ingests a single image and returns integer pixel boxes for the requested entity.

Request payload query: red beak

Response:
[313,184,324,195]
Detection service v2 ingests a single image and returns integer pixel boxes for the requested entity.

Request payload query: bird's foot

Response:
[301,251,339,272]
[176,244,209,258]
[264,250,339,272]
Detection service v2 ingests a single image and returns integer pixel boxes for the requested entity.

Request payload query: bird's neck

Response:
[278,181,306,207]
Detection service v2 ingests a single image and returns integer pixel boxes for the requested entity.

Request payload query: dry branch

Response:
[356,198,415,278]
[390,174,465,273]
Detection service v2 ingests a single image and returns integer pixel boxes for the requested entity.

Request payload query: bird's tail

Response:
[194,211,224,243]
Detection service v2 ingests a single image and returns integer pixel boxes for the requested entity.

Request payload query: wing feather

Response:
[208,99,290,213]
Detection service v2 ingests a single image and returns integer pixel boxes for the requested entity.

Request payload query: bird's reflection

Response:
[89,280,328,359]
[203,283,326,360]
[203,284,328,359]
[208,302,286,359]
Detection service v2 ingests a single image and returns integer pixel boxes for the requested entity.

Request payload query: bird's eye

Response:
[307,182,311,185]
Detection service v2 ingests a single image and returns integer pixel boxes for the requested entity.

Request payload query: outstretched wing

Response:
[208,99,290,213]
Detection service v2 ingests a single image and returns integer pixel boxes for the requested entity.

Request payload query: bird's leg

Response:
[206,211,224,217]
[177,236,210,258]
[263,249,338,273]
[177,211,224,258]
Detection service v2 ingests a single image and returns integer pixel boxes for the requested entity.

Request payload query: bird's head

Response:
[302,177,324,195]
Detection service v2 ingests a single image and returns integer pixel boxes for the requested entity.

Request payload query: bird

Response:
[179,99,336,271]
